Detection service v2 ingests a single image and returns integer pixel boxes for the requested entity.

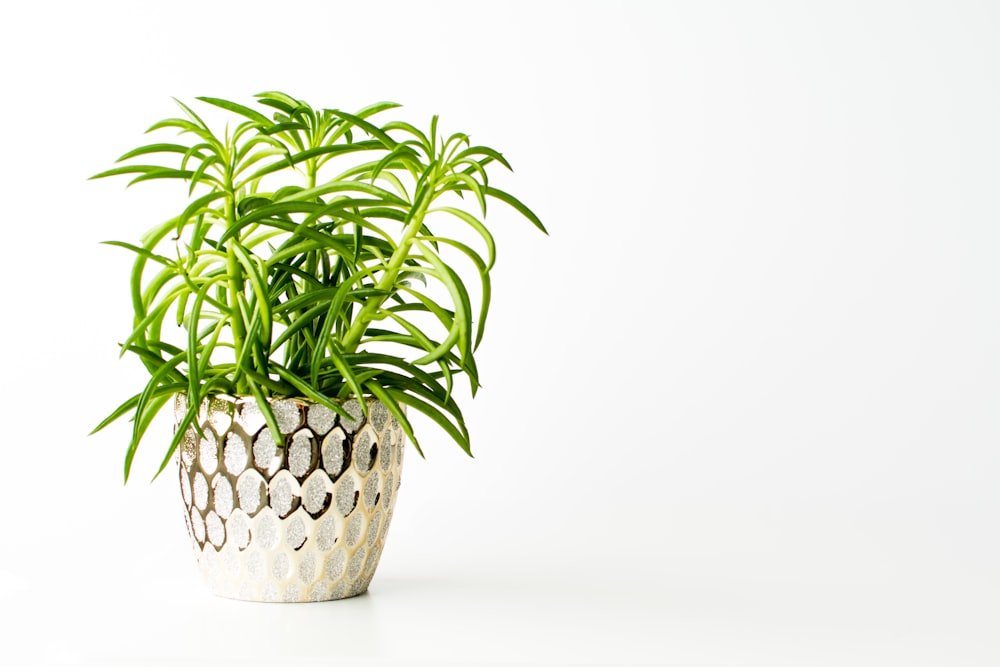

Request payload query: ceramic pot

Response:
[175,394,404,602]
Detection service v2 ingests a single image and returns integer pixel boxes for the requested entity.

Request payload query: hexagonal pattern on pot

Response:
[177,395,404,602]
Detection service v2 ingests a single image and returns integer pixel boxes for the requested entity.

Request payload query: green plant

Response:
[90,92,545,482]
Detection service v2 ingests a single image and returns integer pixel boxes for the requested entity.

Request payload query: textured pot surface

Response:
[175,394,404,602]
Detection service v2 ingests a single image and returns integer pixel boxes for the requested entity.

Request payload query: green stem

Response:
[340,184,435,354]
[223,192,248,394]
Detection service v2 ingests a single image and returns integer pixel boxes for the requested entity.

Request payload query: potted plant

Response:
[90,91,544,602]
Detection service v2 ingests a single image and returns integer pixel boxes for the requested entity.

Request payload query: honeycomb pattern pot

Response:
[175,394,404,602]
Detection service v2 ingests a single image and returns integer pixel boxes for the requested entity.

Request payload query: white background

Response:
[1,1,998,665]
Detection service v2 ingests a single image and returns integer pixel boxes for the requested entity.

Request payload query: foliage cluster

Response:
[90,92,544,481]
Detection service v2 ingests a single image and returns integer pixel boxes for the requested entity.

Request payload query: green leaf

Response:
[417,235,492,350]
[230,244,272,342]
[126,352,187,481]
[328,109,398,149]
[149,377,229,481]
[454,145,512,170]
[485,186,547,233]
[416,240,473,366]
[363,381,424,457]
[91,393,141,436]
[90,164,168,180]
[248,378,283,450]
[196,96,272,125]
[271,362,351,420]
[254,91,300,114]
[101,241,176,268]
[446,172,487,216]
[429,206,496,269]
[172,97,209,128]
[390,385,471,456]
[324,345,368,418]
[128,167,197,186]
[116,143,191,162]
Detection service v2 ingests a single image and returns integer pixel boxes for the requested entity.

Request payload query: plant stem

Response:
[223,192,248,394]
[340,185,434,354]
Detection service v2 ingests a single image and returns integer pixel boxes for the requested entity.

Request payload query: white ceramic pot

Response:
[175,394,404,602]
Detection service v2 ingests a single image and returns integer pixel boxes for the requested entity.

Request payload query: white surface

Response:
[1,1,999,665]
